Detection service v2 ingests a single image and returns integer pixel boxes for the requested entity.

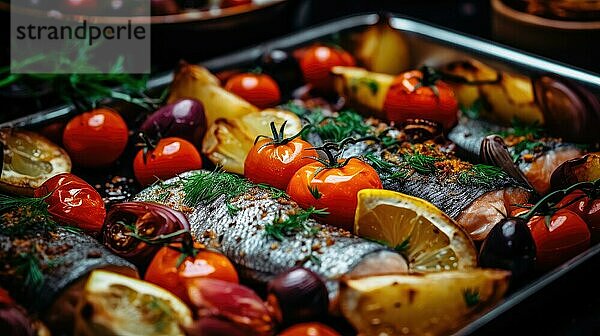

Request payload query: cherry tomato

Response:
[298,45,355,92]
[133,137,202,186]
[34,173,106,232]
[286,158,382,231]
[557,190,600,240]
[513,207,591,270]
[144,245,239,305]
[244,122,316,190]
[383,69,458,130]
[279,323,340,336]
[225,73,281,109]
[62,108,128,168]
[221,0,252,8]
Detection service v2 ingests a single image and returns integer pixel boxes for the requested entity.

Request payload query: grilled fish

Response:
[133,170,408,305]
[0,212,137,334]
[449,117,586,194]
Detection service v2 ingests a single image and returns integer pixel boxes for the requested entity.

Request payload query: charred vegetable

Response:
[140,98,207,147]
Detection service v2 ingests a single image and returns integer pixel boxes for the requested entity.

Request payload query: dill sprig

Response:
[0,193,56,236]
[182,169,254,206]
[458,164,507,187]
[363,152,411,180]
[509,140,547,162]
[300,109,370,142]
[265,207,329,241]
[16,251,45,290]
[0,193,49,214]
[402,152,441,175]
[497,119,545,138]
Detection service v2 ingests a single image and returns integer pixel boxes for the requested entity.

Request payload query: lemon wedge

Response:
[202,109,302,174]
[74,270,192,336]
[0,129,71,196]
[354,189,477,272]
[340,269,510,336]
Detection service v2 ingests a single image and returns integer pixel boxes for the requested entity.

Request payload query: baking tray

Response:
[2,13,599,335]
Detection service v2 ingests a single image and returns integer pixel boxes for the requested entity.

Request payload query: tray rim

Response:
[1,13,599,335]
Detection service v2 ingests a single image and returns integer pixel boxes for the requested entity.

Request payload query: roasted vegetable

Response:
[168,63,258,126]
[353,23,410,75]
[0,129,71,196]
[551,153,600,190]
[202,109,302,174]
[298,45,356,92]
[340,270,510,336]
[140,98,207,147]
[225,72,281,109]
[62,108,129,168]
[442,60,544,125]
[74,270,192,336]
[331,66,393,118]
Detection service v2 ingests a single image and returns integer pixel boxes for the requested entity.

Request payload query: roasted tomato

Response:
[224,72,281,109]
[286,151,382,231]
[298,45,356,92]
[244,121,316,190]
[383,68,458,130]
[279,323,341,336]
[558,190,600,240]
[512,206,590,270]
[144,245,239,305]
[62,108,129,168]
[34,173,106,232]
[133,136,202,186]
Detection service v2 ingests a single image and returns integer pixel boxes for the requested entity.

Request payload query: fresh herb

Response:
[307,253,322,266]
[350,77,379,95]
[458,164,507,187]
[498,119,545,139]
[257,183,288,200]
[280,100,310,117]
[461,98,485,119]
[265,207,329,241]
[403,152,440,175]
[463,288,480,307]
[182,169,254,206]
[0,194,56,235]
[301,109,370,142]
[226,203,239,216]
[16,252,45,290]
[394,237,411,253]
[364,152,411,180]
[0,193,49,214]
[308,184,322,199]
[510,140,546,162]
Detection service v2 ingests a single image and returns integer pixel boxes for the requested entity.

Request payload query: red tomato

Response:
[225,73,281,109]
[133,137,202,186]
[244,122,317,190]
[34,173,106,232]
[0,288,13,305]
[145,245,239,305]
[557,190,600,240]
[62,108,128,168]
[221,0,251,8]
[286,158,382,232]
[526,209,590,270]
[383,69,458,130]
[298,45,355,92]
[279,323,340,336]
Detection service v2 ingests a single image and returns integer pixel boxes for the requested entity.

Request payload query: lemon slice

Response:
[74,270,192,336]
[355,189,477,272]
[202,109,302,174]
[0,129,71,196]
[340,269,510,336]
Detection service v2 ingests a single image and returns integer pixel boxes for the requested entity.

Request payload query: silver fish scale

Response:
[133,171,387,295]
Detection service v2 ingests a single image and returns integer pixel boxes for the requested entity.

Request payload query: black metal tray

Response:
[2,13,599,335]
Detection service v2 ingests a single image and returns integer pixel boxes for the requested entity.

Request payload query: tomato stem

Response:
[518,179,600,221]
[254,121,310,149]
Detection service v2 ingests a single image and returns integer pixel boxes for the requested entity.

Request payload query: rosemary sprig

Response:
[265,207,329,241]
[458,164,508,187]
[402,152,440,175]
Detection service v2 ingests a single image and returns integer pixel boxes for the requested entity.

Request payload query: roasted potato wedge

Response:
[355,23,410,75]
[340,269,510,336]
[443,60,544,125]
[202,109,302,174]
[168,63,258,126]
[332,66,394,118]
[0,129,71,196]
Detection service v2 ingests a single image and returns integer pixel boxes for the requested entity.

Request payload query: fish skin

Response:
[0,227,137,313]
[133,170,389,297]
